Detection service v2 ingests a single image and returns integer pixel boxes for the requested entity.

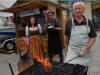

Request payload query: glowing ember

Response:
[35,56,52,71]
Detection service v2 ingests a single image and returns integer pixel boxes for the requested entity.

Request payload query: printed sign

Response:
[63,11,67,16]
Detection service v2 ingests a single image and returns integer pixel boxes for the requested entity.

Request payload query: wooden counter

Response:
[17,38,48,52]
[41,38,48,52]
[17,38,29,50]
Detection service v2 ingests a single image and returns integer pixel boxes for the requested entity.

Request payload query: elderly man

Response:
[64,2,97,75]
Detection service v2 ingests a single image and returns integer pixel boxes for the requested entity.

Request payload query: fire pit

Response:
[18,62,87,75]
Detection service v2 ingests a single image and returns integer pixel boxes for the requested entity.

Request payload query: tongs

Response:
[55,55,79,68]
[66,55,79,62]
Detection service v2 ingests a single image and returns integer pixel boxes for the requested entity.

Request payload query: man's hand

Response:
[51,26,56,30]
[51,26,62,31]
[47,26,56,30]
[78,48,87,57]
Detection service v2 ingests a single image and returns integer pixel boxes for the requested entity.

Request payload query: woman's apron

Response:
[64,18,91,66]
[29,30,44,59]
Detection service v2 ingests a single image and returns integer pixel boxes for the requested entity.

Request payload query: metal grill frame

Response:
[18,62,88,75]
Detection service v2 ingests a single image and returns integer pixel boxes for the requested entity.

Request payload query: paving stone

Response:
[0,31,100,75]
[89,72,100,75]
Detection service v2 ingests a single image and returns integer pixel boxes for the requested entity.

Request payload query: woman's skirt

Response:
[30,35,44,59]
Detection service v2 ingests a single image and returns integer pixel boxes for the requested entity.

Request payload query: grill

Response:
[18,62,87,75]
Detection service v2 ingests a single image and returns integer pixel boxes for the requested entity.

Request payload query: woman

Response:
[25,16,44,59]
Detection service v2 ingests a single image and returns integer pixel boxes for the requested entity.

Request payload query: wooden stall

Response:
[0,0,68,73]
[0,0,68,51]
[1,0,68,54]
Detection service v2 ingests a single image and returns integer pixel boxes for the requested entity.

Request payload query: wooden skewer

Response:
[8,63,14,75]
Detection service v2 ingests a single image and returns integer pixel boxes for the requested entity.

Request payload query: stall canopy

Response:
[0,0,66,13]
[92,3,100,10]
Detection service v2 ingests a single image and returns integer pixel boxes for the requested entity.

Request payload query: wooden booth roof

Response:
[92,3,100,10]
[0,0,66,13]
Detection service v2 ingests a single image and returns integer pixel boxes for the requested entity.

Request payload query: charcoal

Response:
[18,62,87,75]
[47,62,75,75]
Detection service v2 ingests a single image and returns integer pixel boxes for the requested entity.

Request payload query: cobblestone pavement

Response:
[0,31,100,75]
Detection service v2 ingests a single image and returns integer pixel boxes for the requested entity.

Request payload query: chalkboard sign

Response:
[17,10,46,30]
[20,8,40,17]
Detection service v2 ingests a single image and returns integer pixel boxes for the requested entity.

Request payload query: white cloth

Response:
[38,24,42,33]
[25,26,29,36]
[25,24,42,36]
[64,19,92,66]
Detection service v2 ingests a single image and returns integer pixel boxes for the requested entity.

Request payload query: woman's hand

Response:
[44,24,48,31]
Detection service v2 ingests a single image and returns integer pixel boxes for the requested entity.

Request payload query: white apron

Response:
[64,18,91,66]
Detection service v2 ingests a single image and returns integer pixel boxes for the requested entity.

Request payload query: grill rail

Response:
[18,62,87,75]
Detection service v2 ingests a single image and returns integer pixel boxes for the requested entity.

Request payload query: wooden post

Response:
[60,9,68,47]
[13,13,19,39]
[18,48,22,58]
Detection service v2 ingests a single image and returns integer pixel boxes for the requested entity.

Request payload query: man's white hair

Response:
[73,2,85,9]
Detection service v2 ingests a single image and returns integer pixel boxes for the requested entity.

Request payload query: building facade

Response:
[49,0,93,20]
